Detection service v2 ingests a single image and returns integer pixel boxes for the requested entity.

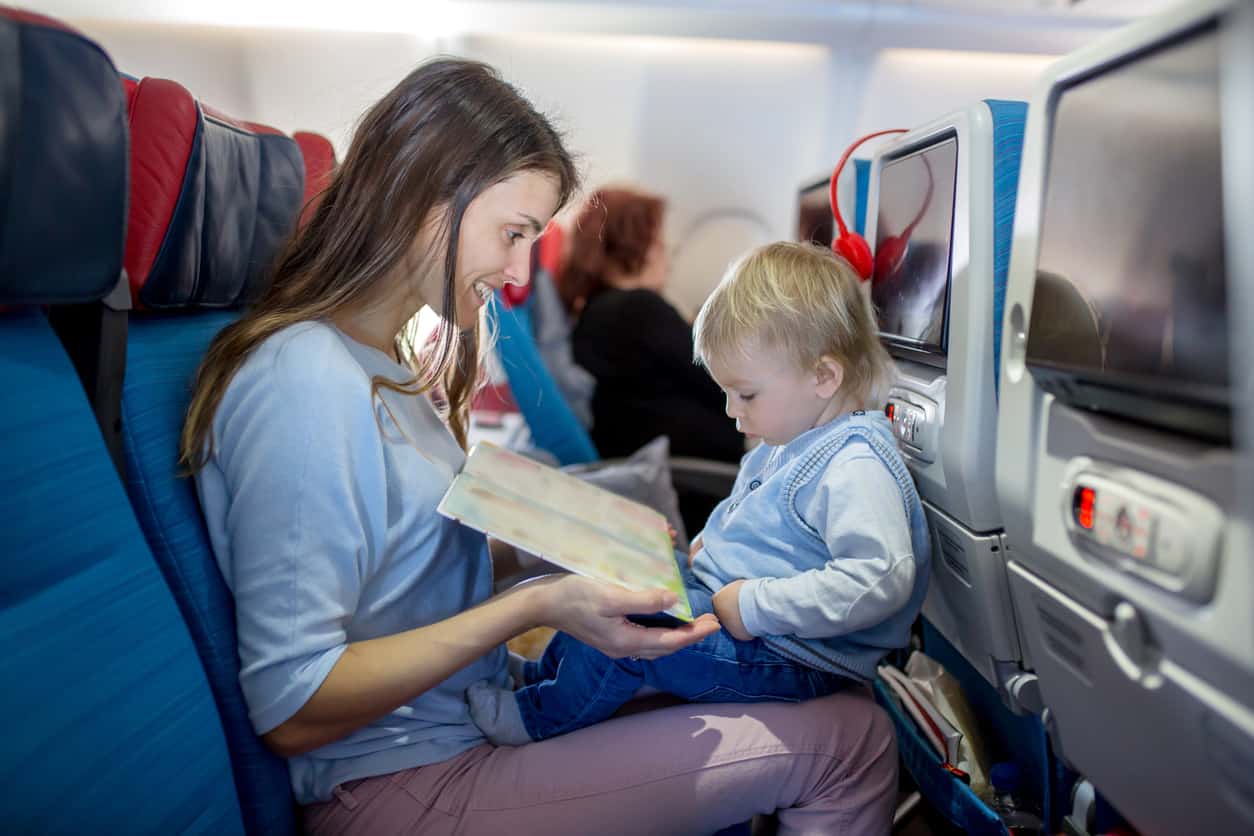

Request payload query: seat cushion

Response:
[0,311,244,834]
[123,310,298,835]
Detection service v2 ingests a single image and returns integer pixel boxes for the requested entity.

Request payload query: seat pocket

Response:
[873,678,1009,836]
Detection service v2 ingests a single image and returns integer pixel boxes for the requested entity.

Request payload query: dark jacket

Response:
[572,288,743,463]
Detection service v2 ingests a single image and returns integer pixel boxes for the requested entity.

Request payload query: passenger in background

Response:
[182,59,897,835]
[470,242,931,749]
[561,187,744,462]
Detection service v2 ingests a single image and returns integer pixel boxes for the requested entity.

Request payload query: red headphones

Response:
[828,129,907,280]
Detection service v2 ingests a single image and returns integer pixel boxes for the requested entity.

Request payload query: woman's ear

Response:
[814,355,844,399]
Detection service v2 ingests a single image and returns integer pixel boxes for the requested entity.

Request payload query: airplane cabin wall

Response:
[69,21,259,120]
[456,33,830,318]
[850,48,1057,139]
[63,20,436,155]
[59,10,1111,316]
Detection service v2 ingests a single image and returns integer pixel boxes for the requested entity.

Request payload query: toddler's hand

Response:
[712,580,752,641]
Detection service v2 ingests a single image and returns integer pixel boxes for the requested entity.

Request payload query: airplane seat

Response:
[527,222,596,430]
[853,157,871,237]
[493,284,599,466]
[869,99,1032,702]
[292,130,337,228]
[865,100,1071,833]
[0,9,244,832]
[489,220,599,466]
[536,219,566,287]
[996,2,1254,832]
[117,74,304,835]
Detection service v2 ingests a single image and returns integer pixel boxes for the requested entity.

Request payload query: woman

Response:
[182,58,897,835]
[562,188,745,463]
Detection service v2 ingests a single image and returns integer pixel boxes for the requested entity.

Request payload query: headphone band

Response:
[829,129,908,237]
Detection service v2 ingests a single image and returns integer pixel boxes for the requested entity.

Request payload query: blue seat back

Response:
[0,11,244,833]
[984,99,1028,399]
[118,75,304,835]
[854,157,872,238]
[493,294,599,466]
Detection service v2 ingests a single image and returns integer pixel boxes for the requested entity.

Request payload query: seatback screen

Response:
[1028,24,1228,440]
[871,137,959,359]
[796,179,834,249]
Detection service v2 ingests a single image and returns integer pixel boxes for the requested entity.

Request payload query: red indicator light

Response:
[886,403,896,420]
[1074,486,1096,530]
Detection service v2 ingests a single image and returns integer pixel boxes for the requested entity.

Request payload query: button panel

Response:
[885,390,940,463]
[1070,482,1161,565]
[1061,463,1223,603]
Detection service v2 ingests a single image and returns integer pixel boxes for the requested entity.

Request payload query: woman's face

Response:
[435,170,561,329]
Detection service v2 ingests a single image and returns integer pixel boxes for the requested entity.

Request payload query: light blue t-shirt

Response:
[196,321,508,804]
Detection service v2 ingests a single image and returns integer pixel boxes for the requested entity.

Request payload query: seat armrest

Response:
[669,457,739,498]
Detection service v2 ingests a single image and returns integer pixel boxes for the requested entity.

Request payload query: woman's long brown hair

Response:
[181,58,579,471]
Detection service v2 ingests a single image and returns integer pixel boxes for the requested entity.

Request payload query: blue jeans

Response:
[515,556,854,742]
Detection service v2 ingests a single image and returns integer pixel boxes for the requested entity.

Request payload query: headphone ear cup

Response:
[832,232,873,281]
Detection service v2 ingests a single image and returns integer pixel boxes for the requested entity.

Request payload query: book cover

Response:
[438,442,693,621]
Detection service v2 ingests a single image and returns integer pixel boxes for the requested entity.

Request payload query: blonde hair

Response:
[693,241,896,410]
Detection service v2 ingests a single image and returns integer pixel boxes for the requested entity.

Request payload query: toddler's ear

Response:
[814,355,844,399]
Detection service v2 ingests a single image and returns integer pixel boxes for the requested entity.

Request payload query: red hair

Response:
[561,188,664,312]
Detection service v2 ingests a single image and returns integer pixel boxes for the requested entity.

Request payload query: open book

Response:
[438,442,693,621]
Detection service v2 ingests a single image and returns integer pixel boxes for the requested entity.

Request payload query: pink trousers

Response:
[302,690,897,836]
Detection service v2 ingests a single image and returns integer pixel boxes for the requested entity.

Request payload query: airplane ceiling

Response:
[31,0,1181,53]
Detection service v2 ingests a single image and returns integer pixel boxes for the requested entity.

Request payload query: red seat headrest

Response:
[536,221,566,283]
[292,131,337,228]
[122,76,304,310]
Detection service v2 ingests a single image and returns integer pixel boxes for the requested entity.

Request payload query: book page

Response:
[438,443,692,621]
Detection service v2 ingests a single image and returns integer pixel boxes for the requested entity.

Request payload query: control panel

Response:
[1061,460,1223,603]
[886,388,940,463]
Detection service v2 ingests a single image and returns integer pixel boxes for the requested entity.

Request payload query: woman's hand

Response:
[260,571,718,758]
[530,575,720,660]
[712,580,752,641]
[687,534,703,569]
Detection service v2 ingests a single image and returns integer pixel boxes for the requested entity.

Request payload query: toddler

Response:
[469,241,931,744]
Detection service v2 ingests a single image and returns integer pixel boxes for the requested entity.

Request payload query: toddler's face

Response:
[706,342,837,447]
